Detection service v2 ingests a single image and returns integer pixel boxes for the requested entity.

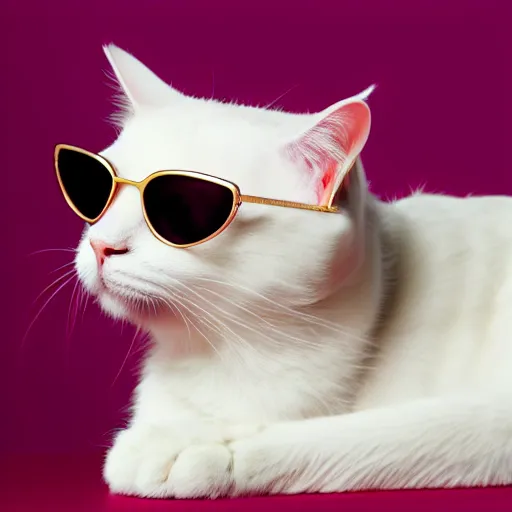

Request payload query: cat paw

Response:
[104,424,264,498]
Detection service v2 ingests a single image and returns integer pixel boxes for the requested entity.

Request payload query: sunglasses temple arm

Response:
[239,194,338,213]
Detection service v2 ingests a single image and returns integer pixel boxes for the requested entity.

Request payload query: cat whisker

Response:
[193,285,318,348]
[29,247,76,257]
[143,273,320,360]
[78,284,89,324]
[23,273,76,348]
[196,284,367,356]
[172,280,326,352]
[169,293,224,359]
[33,268,76,306]
[50,261,76,274]
[192,276,367,340]
[159,293,225,360]
[147,280,249,363]
[165,281,264,362]
[161,289,192,341]
[111,326,143,387]
[264,83,299,109]
[66,278,81,340]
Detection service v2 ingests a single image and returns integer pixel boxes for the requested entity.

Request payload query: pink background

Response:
[2,0,511,455]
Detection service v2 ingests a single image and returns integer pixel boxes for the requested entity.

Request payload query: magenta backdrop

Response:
[2,0,511,455]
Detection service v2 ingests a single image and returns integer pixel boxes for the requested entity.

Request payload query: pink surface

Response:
[1,454,511,511]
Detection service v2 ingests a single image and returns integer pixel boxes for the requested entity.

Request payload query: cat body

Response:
[72,45,512,498]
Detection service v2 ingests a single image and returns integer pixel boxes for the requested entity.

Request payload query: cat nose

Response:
[90,239,129,267]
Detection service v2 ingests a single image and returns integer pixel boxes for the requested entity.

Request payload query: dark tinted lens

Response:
[57,148,114,220]
[143,174,236,246]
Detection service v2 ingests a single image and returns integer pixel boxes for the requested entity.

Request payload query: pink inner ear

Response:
[287,100,370,205]
[317,102,370,205]
[319,160,338,204]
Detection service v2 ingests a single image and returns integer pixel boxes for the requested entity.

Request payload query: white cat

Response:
[71,44,512,498]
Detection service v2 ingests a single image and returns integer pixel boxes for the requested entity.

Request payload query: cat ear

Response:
[103,44,182,109]
[286,86,373,207]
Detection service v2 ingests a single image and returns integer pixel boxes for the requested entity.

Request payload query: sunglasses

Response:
[54,144,340,248]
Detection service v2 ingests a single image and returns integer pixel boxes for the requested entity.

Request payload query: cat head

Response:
[74,45,373,332]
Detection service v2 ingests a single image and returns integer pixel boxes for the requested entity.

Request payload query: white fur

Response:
[72,45,512,498]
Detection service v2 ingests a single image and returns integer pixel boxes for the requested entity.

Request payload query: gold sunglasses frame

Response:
[54,144,339,249]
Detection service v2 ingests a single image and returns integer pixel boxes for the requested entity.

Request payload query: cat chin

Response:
[97,292,130,319]
[97,290,177,326]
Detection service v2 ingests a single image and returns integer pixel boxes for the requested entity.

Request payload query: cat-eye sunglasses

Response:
[54,144,339,248]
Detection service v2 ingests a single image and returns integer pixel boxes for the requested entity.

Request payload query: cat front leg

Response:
[230,395,512,496]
